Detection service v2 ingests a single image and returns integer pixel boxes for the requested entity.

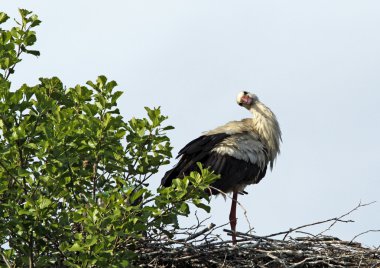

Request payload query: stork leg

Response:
[229,190,238,245]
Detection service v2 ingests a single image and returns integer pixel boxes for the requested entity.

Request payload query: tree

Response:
[0,9,218,267]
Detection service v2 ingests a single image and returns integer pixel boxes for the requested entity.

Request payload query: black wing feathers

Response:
[161,133,228,186]
[206,153,266,194]
[161,133,266,194]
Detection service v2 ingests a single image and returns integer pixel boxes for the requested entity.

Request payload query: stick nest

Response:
[135,234,380,267]
[134,201,380,267]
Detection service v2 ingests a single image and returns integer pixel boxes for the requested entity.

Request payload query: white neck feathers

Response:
[250,101,282,169]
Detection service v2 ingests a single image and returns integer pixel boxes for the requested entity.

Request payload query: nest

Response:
[134,202,380,267]
[135,233,380,267]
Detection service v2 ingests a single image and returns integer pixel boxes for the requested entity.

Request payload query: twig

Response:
[258,201,374,240]
[318,201,376,236]
[350,229,380,244]
[176,223,216,242]
[209,186,252,232]
[1,252,12,268]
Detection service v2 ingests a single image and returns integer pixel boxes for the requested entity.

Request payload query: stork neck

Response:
[249,101,281,165]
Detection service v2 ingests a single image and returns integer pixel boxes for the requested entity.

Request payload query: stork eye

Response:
[238,103,243,106]
[243,91,248,95]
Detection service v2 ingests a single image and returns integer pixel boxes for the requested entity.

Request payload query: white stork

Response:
[161,91,281,244]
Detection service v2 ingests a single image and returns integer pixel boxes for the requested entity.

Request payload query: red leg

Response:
[229,190,238,245]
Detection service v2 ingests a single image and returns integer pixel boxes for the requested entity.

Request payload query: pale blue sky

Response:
[2,1,380,246]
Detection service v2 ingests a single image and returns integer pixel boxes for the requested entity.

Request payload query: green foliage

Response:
[0,9,219,267]
[0,9,40,81]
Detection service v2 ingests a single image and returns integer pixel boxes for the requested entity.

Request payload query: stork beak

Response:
[241,95,252,105]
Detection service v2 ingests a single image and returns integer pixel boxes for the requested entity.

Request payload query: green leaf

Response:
[120,260,129,267]
[24,32,37,46]
[130,188,145,204]
[68,243,83,252]
[84,235,98,247]
[105,80,117,92]
[39,197,51,209]
[97,75,107,89]
[88,140,97,148]
[18,168,29,176]
[2,57,10,68]
[19,9,32,18]
[0,32,11,45]
[111,91,123,103]
[18,209,33,216]
[163,125,175,131]
[179,202,190,215]
[25,49,40,56]
[24,143,38,150]
[30,15,41,27]
[0,12,10,24]
[86,80,96,89]
[194,201,211,213]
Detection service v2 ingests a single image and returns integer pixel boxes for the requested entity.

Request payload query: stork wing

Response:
[161,132,268,194]
[161,133,228,186]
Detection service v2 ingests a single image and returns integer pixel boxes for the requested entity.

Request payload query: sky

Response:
[2,1,380,246]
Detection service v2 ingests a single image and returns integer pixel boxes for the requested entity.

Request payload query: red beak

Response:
[241,95,252,105]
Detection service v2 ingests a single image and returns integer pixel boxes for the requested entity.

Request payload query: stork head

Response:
[236,91,258,109]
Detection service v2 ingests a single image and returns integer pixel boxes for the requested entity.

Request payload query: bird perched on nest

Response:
[161,91,282,244]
